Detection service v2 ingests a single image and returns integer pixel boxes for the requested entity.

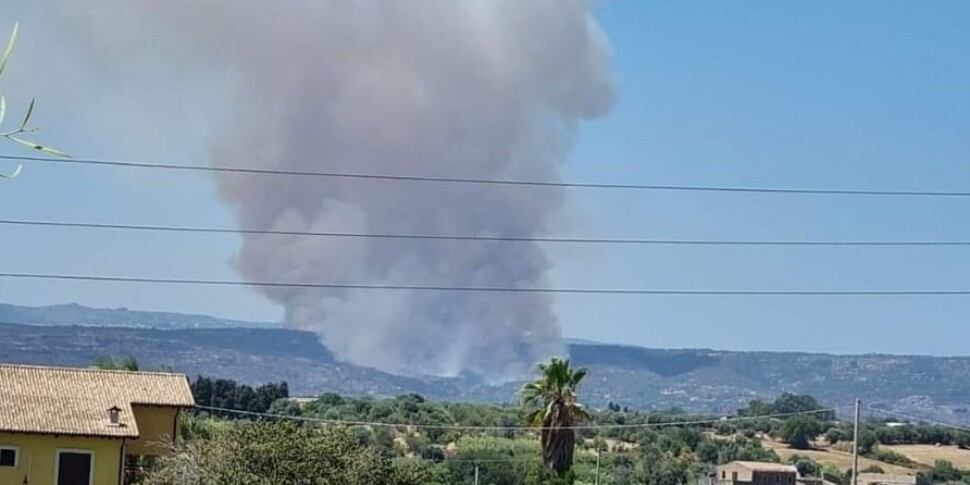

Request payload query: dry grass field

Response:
[883,445,970,469]
[703,433,970,476]
[761,440,916,475]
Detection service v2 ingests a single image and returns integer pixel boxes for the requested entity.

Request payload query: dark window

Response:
[57,452,92,485]
[733,472,739,481]
[0,448,16,467]
[723,471,727,479]
[776,474,781,483]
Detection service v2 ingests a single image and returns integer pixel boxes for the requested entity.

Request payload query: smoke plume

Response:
[54,1,613,376]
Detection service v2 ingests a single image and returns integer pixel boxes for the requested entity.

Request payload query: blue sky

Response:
[1,1,969,355]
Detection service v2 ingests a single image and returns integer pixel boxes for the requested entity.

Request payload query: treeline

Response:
[149,377,970,485]
[864,422,970,448]
[153,387,792,485]
[264,392,785,485]
[189,376,289,414]
[738,393,837,421]
[157,417,594,485]
[185,375,969,453]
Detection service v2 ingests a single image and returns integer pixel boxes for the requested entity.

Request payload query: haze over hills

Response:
[0,302,277,329]
[2,301,968,424]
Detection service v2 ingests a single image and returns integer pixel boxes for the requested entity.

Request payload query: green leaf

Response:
[0,22,18,81]
[19,98,34,131]
[0,163,23,179]
[5,134,71,158]
[37,144,70,158]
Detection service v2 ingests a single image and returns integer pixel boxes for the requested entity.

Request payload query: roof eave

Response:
[0,427,139,440]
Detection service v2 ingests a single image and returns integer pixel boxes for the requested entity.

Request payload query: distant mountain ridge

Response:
[2,301,969,425]
[0,302,277,329]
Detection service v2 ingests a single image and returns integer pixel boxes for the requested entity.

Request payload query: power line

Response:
[403,457,539,464]
[194,404,847,431]
[5,218,970,247]
[5,272,970,296]
[7,154,970,197]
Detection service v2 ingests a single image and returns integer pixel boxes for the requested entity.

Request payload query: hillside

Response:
[2,302,970,425]
[0,302,276,329]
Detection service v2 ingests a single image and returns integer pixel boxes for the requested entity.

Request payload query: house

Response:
[717,461,799,485]
[857,473,918,485]
[0,363,195,485]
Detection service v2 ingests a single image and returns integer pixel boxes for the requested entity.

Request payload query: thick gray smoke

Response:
[53,1,613,376]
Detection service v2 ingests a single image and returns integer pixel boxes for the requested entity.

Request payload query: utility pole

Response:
[595,445,602,485]
[852,399,861,485]
[474,465,479,485]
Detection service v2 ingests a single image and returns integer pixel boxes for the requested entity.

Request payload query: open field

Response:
[884,445,970,469]
[760,440,917,475]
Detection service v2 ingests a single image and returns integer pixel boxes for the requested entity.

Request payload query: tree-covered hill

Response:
[2,302,970,425]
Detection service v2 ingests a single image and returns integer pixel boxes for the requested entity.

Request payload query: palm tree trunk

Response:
[542,401,575,475]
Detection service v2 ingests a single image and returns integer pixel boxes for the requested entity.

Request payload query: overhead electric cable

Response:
[4,218,970,247]
[6,154,970,197]
[193,404,847,431]
[4,272,970,296]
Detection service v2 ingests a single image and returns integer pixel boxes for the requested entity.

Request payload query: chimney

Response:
[107,406,121,426]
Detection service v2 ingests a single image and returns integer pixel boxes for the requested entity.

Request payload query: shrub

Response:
[779,416,823,450]
[867,446,915,466]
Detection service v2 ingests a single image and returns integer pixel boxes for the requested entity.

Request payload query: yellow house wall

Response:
[0,432,122,485]
[126,405,179,456]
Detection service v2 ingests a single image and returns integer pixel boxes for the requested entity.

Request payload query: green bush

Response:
[867,446,915,466]
[779,416,823,450]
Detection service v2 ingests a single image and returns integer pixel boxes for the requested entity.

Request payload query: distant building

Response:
[858,473,918,485]
[0,363,195,485]
[717,461,799,485]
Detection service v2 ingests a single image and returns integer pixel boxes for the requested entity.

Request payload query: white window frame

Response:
[54,448,95,485]
[0,445,18,468]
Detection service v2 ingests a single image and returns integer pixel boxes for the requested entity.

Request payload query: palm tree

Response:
[520,357,591,475]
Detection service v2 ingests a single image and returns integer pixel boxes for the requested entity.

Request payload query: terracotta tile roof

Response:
[732,461,800,473]
[0,363,195,438]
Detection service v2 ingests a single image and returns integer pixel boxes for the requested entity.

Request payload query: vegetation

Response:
[867,423,970,449]
[787,454,817,476]
[521,357,590,476]
[738,393,837,421]
[92,355,141,371]
[867,446,916,467]
[137,381,798,484]
[914,460,970,485]
[0,22,69,180]
[191,376,289,415]
[15,316,970,411]
[143,420,395,485]
[94,360,970,485]
[779,415,824,450]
